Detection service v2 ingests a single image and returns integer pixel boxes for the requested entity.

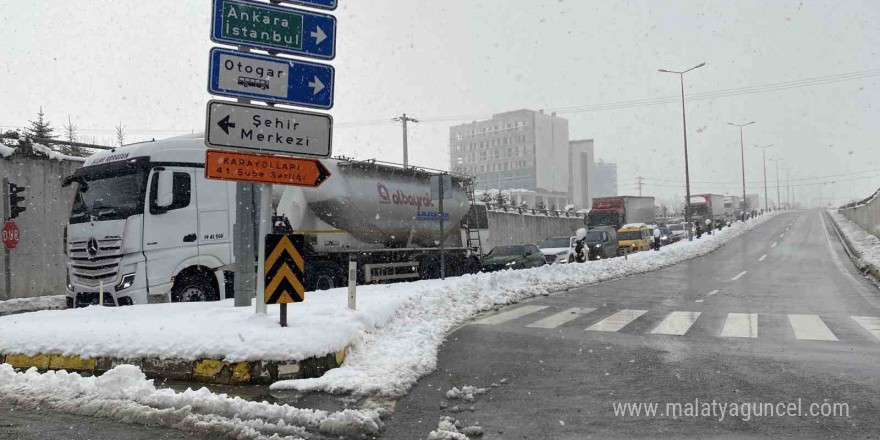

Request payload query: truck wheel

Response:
[312,263,343,291]
[171,272,218,302]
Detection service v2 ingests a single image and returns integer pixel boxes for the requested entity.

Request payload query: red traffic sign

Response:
[2,221,20,250]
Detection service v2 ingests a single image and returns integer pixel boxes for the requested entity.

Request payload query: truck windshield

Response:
[588,212,619,228]
[540,237,572,248]
[70,169,147,224]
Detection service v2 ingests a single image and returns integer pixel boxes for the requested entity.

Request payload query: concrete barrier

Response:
[839,188,880,238]
[480,209,585,250]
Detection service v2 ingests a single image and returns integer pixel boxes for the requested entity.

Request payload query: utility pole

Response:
[769,158,782,209]
[754,144,773,210]
[636,176,644,196]
[728,121,755,218]
[659,61,706,241]
[393,114,418,168]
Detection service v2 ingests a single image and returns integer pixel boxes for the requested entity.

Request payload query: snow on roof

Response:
[32,143,87,162]
[620,222,647,229]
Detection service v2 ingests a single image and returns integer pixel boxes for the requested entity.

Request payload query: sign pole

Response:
[255,183,271,315]
[280,303,288,327]
[233,181,256,307]
[1,177,9,300]
[439,175,445,280]
[347,255,356,310]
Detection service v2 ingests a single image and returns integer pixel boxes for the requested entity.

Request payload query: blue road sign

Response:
[208,48,334,109]
[211,0,336,60]
[276,0,337,11]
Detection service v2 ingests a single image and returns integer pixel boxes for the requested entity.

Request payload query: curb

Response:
[825,211,880,284]
[0,346,349,385]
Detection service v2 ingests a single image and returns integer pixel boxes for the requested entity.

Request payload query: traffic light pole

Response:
[2,177,10,300]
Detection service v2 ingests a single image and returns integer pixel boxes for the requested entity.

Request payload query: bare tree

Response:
[62,115,87,156]
[115,122,126,147]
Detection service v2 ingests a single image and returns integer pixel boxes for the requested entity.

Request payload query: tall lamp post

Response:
[754,144,773,210]
[659,62,706,241]
[728,121,755,219]
[769,157,783,209]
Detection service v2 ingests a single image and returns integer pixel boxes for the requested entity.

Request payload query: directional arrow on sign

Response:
[309,77,325,95]
[311,26,328,45]
[217,115,236,134]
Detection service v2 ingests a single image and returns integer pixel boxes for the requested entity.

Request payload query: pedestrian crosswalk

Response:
[471,305,880,344]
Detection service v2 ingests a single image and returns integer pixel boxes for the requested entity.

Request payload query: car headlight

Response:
[505,261,518,266]
[662,236,668,240]
[115,273,136,292]
[594,244,602,248]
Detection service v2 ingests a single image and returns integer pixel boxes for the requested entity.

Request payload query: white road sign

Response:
[205,100,332,158]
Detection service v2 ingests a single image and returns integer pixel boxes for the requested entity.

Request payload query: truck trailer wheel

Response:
[171,271,218,303]
[311,263,344,291]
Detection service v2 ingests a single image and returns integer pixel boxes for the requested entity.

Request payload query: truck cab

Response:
[64,138,235,307]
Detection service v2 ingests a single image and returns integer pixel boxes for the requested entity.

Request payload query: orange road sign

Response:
[205,149,331,187]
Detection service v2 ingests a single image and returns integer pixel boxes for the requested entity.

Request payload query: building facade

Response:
[591,160,618,198]
[449,109,572,206]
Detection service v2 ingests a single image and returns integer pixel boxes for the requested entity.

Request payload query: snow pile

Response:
[0,295,66,316]
[0,144,13,158]
[427,416,483,440]
[445,386,487,403]
[0,364,383,440]
[830,210,880,270]
[32,143,87,162]
[271,213,779,396]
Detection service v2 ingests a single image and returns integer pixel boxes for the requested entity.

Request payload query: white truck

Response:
[687,193,726,227]
[63,137,481,307]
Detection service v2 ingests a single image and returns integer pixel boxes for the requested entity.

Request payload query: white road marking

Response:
[473,305,548,325]
[772,242,778,248]
[789,314,838,341]
[780,233,785,238]
[587,309,647,332]
[758,254,767,262]
[694,299,704,303]
[527,307,596,329]
[731,271,748,281]
[720,313,758,338]
[651,311,701,335]
[707,289,719,296]
[851,316,880,340]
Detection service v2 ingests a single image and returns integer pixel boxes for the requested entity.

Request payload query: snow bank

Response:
[32,142,87,162]
[271,213,779,396]
[0,295,66,316]
[0,144,14,158]
[0,364,383,440]
[830,210,880,270]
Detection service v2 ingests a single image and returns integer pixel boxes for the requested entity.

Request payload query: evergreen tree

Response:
[26,107,56,141]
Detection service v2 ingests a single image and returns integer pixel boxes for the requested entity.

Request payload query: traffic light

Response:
[8,182,26,219]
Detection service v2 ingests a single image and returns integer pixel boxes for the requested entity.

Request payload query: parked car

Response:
[539,236,576,264]
[583,227,618,260]
[616,223,651,255]
[482,244,547,272]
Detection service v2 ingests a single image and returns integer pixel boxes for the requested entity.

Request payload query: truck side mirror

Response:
[156,170,174,209]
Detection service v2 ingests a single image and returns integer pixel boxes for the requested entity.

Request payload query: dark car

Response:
[481,244,547,272]
[582,228,618,260]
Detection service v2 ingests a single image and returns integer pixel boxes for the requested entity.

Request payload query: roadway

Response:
[381,210,880,439]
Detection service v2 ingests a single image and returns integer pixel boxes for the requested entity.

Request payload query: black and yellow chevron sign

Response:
[264,234,306,305]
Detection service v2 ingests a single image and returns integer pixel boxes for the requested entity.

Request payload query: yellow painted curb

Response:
[231,362,251,383]
[5,354,51,369]
[334,346,347,366]
[48,355,96,371]
[193,359,224,378]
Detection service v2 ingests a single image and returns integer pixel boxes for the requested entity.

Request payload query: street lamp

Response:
[769,157,783,209]
[754,144,773,210]
[728,121,755,219]
[659,62,706,241]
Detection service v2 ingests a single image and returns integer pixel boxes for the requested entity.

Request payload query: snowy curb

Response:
[0,346,348,385]
[271,212,782,397]
[0,295,67,316]
[827,210,880,283]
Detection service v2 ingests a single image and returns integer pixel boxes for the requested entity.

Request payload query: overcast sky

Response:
[2,0,878,208]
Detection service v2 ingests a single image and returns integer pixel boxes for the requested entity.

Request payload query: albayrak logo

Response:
[377,183,433,207]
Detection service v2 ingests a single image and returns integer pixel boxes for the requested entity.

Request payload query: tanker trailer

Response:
[276,158,479,290]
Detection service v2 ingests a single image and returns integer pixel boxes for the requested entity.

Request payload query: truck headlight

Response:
[66,274,74,292]
[115,273,136,292]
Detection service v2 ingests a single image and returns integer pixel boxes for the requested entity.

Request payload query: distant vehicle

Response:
[539,236,576,264]
[616,223,651,255]
[583,228,618,260]
[666,218,683,226]
[482,244,546,272]
[588,196,655,230]
[657,225,677,244]
[667,223,688,241]
[687,194,725,228]
[723,195,741,218]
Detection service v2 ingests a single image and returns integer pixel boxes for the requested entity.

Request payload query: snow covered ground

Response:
[829,210,880,271]
[0,364,383,440]
[271,212,779,396]
[0,295,66,316]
